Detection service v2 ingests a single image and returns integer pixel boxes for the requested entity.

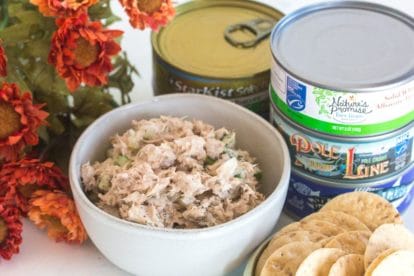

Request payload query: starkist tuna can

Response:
[285,164,414,219]
[270,103,414,182]
[151,0,284,118]
[270,1,414,137]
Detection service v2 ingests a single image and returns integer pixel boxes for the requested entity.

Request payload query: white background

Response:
[3,0,414,275]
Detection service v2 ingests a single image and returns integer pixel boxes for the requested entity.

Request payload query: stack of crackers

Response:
[255,192,414,276]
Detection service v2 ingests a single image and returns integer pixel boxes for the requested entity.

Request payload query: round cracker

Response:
[296,248,347,276]
[320,192,402,231]
[324,230,371,254]
[318,236,337,247]
[365,248,398,276]
[271,220,344,241]
[364,223,414,268]
[261,241,321,276]
[328,254,364,276]
[371,250,414,276]
[255,231,327,276]
[303,210,370,232]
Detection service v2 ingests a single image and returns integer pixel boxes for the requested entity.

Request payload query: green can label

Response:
[153,56,270,117]
[270,59,414,136]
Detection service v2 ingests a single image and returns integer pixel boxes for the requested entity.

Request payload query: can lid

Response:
[271,1,414,91]
[153,0,283,79]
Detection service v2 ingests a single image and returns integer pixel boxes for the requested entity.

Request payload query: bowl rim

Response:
[69,93,291,237]
[243,236,272,276]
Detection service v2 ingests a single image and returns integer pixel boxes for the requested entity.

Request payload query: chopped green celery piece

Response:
[204,157,217,166]
[224,148,237,158]
[222,132,236,148]
[127,135,140,149]
[98,176,111,192]
[143,130,154,140]
[254,172,263,181]
[115,155,130,166]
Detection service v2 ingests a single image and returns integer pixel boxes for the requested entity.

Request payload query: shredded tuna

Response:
[81,116,264,229]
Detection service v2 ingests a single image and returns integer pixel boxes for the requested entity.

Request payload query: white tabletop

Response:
[4,1,414,275]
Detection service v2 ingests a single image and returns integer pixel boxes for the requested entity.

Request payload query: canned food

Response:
[270,103,414,181]
[151,0,284,117]
[285,164,414,219]
[270,1,414,136]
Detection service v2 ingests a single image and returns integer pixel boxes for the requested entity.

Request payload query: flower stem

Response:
[0,0,9,30]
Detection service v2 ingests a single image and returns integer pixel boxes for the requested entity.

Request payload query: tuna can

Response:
[270,1,414,136]
[285,164,414,219]
[270,103,414,181]
[151,0,284,118]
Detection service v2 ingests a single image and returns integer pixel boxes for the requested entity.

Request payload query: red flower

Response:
[0,200,23,260]
[30,0,98,17]
[0,83,48,162]
[0,41,7,77]
[0,158,69,214]
[48,13,123,92]
[119,0,175,31]
[28,190,87,244]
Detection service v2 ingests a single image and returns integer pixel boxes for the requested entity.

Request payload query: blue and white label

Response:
[286,76,306,111]
[285,164,414,218]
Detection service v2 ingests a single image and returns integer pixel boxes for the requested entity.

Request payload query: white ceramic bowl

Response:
[244,237,272,276]
[69,94,290,276]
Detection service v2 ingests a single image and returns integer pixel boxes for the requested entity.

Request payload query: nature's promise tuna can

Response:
[269,1,414,136]
[270,104,414,181]
[285,164,414,219]
[151,0,284,117]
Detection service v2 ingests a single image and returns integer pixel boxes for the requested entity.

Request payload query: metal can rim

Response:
[270,0,414,93]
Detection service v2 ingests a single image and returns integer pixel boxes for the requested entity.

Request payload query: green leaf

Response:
[30,66,70,113]
[47,115,66,135]
[0,22,32,42]
[37,125,50,143]
[0,0,138,170]
[72,88,115,128]
[89,0,121,25]
[7,2,22,14]
[13,10,41,22]
[22,41,50,62]
[107,52,139,104]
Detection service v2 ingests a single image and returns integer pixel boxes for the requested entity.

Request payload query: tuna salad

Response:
[81,116,264,229]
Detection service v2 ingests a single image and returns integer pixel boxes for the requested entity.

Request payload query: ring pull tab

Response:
[224,18,275,48]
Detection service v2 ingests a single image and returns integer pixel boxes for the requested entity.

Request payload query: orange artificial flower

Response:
[0,41,7,77]
[0,200,23,260]
[30,0,98,17]
[0,83,48,162]
[119,0,175,31]
[28,190,87,244]
[48,13,123,92]
[0,158,69,214]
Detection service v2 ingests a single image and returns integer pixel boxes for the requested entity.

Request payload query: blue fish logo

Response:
[395,141,408,156]
[286,76,306,111]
